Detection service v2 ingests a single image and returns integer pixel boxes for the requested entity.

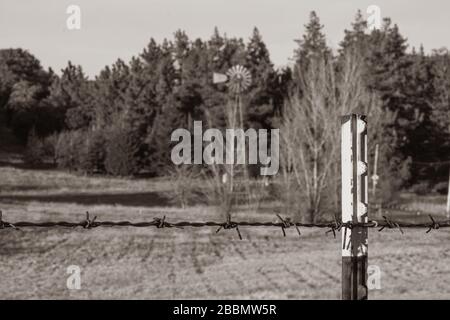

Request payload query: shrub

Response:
[24,127,45,165]
[166,165,201,208]
[55,130,84,171]
[104,126,140,176]
[42,133,59,165]
[409,181,431,196]
[79,130,106,174]
[53,129,107,174]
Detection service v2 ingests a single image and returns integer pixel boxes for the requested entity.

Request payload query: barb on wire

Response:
[276,214,301,237]
[378,216,404,234]
[153,215,183,229]
[215,213,242,240]
[83,211,98,229]
[426,215,440,233]
[326,214,342,238]
[0,210,19,230]
[216,221,242,240]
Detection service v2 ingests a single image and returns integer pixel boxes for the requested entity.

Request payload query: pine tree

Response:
[361,20,443,185]
[50,61,93,130]
[403,46,441,183]
[141,38,163,69]
[245,27,275,129]
[431,48,450,135]
[173,37,205,130]
[90,65,113,129]
[208,27,226,71]
[431,49,450,179]
[203,28,229,127]
[173,30,190,74]
[294,11,331,74]
[365,20,411,139]
[339,10,369,55]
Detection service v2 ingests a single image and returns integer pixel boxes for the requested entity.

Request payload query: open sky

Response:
[1,0,449,78]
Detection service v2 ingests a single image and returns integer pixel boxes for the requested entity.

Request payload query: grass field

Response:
[1,166,450,299]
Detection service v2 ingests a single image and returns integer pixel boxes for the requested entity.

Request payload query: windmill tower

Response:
[213,65,252,129]
[213,65,253,194]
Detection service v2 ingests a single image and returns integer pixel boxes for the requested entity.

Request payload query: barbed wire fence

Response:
[1,200,449,300]
[2,114,450,300]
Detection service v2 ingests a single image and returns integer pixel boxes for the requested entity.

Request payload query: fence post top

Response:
[341,114,367,123]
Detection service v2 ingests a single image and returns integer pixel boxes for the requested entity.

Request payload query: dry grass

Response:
[1,166,450,299]
[0,166,173,195]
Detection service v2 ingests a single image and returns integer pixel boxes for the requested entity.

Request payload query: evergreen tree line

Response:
[1,11,449,191]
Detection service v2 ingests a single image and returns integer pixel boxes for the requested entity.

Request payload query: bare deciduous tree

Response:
[201,100,244,221]
[279,49,385,223]
[166,164,200,209]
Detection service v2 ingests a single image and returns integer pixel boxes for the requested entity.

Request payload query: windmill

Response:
[213,65,252,193]
[213,65,252,128]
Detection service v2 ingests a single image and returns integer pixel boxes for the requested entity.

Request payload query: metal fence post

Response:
[341,114,369,300]
[446,166,450,219]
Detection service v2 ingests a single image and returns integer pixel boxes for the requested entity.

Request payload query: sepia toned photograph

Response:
[0,0,450,304]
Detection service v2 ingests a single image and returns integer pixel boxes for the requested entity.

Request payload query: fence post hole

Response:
[341,114,369,300]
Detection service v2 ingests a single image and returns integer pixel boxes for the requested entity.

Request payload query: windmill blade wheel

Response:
[226,65,252,94]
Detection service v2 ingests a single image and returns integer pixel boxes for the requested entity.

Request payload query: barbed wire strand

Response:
[1,206,449,239]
